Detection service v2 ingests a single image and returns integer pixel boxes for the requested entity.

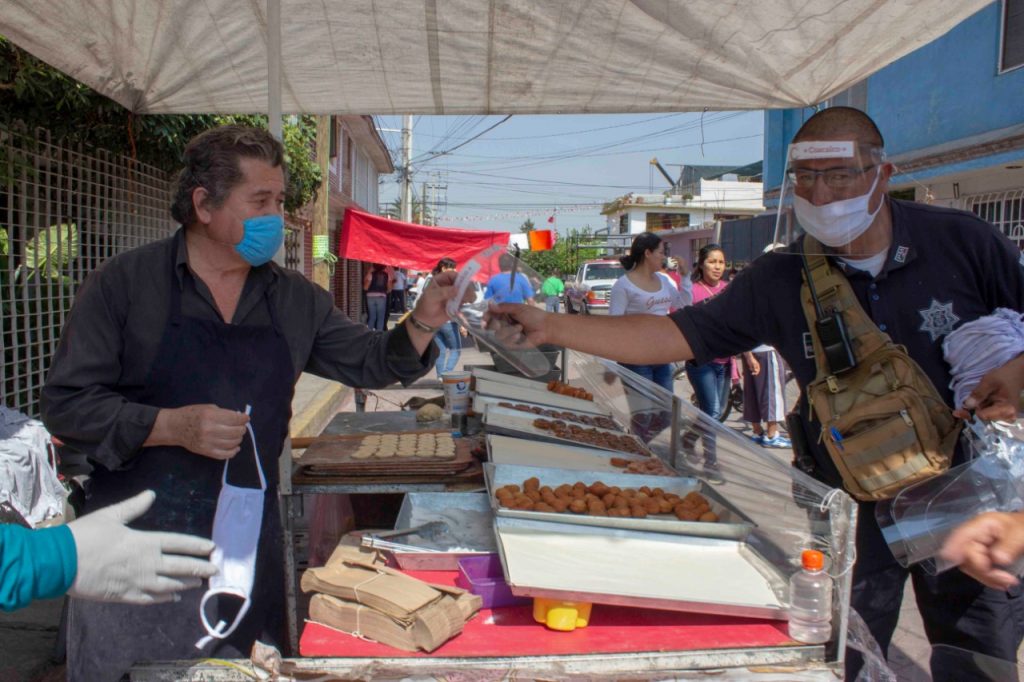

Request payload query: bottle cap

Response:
[801,549,825,570]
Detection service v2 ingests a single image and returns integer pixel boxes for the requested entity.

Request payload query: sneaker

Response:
[702,463,725,485]
[749,433,765,446]
[762,434,793,449]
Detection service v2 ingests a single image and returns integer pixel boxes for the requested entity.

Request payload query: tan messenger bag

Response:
[798,237,960,501]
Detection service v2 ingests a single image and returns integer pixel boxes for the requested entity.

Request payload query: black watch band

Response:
[407,315,441,334]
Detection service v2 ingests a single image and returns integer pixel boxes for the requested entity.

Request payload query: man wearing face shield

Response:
[495,107,1024,679]
[40,125,457,679]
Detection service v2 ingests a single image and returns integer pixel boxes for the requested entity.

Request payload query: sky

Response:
[374,111,764,236]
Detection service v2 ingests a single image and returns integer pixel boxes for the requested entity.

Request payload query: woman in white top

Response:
[609,232,688,391]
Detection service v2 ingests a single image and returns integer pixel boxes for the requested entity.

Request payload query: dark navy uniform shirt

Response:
[672,198,1024,488]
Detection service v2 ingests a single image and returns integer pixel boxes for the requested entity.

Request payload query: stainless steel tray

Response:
[485,463,754,541]
[483,407,649,456]
[473,393,627,432]
[486,434,648,472]
[474,377,611,415]
[494,516,788,620]
[387,492,497,570]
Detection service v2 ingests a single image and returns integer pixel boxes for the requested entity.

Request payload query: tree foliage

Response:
[0,37,320,214]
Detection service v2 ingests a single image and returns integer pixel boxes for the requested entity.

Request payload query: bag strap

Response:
[798,235,892,382]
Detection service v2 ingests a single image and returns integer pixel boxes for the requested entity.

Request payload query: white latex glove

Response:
[67,490,217,605]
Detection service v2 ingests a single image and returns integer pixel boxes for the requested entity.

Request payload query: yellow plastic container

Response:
[532,597,593,631]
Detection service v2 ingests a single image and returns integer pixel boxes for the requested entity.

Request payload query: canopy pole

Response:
[267,0,285,266]
[267,0,282,140]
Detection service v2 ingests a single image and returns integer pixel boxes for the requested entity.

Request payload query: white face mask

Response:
[196,405,266,649]
[793,170,883,248]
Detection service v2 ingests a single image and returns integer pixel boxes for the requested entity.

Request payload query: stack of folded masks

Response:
[301,544,482,652]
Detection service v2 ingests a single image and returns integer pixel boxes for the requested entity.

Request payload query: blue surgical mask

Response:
[235,214,284,266]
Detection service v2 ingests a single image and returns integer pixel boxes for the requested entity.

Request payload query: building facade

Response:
[287,116,394,320]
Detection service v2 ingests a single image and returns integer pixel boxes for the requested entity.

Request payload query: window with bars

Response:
[1,125,176,417]
[965,190,1024,248]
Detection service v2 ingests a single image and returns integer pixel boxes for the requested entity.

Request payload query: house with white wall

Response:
[600,163,764,270]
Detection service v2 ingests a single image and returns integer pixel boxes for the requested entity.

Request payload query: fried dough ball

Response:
[630,506,648,519]
[539,486,554,497]
[514,499,536,511]
[534,502,555,513]
[644,498,661,514]
[555,484,572,498]
[683,491,705,506]
[550,498,569,513]
[613,496,630,510]
[497,496,514,508]
[699,511,719,523]
[658,498,675,514]
[571,487,586,499]
[589,482,610,497]
[674,506,700,521]
[601,492,617,506]
[610,457,629,468]
[525,489,542,502]
[524,477,540,491]
[569,499,587,514]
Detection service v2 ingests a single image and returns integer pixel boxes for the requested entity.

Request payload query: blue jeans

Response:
[620,363,674,393]
[684,361,729,466]
[366,295,387,331]
[685,361,728,419]
[433,321,462,377]
[545,297,561,313]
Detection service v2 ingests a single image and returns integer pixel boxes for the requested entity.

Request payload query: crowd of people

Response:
[4,107,1024,681]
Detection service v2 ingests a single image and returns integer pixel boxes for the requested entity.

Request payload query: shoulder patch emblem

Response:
[918,299,960,342]
[894,245,909,263]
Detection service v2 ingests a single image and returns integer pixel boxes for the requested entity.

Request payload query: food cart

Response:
[130,347,856,681]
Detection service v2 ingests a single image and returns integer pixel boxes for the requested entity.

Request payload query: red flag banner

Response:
[547,215,555,224]
[338,208,511,271]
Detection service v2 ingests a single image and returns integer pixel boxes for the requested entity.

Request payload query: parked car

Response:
[565,259,625,314]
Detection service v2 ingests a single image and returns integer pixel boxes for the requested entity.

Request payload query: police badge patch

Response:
[918,299,960,341]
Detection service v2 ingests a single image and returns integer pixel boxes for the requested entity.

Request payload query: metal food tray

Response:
[486,434,648,472]
[473,377,610,415]
[471,367,552,390]
[494,516,788,620]
[387,493,497,570]
[485,463,755,541]
[483,406,648,457]
[473,394,624,431]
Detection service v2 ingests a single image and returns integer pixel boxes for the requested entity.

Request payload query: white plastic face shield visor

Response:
[773,141,886,257]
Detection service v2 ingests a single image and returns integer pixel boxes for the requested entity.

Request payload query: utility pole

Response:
[401,115,413,223]
[421,180,430,225]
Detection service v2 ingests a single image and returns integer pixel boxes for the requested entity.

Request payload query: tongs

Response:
[359,520,450,551]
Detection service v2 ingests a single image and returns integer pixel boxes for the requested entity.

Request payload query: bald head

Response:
[793,106,884,148]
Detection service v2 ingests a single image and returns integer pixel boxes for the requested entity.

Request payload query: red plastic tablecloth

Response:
[300,570,793,658]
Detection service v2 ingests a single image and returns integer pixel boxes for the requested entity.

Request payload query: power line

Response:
[411,115,514,164]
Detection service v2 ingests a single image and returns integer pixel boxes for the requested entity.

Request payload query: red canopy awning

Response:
[338,208,510,271]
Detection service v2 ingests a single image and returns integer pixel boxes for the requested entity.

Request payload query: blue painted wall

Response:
[764,3,1024,193]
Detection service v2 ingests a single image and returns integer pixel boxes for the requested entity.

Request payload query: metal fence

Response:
[1,125,176,417]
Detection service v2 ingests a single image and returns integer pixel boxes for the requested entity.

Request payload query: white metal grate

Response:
[964,189,1024,248]
[1,125,176,417]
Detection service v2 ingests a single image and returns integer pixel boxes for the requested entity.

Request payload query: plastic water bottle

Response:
[788,549,833,644]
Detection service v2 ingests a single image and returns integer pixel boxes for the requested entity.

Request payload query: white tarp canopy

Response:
[1,0,990,115]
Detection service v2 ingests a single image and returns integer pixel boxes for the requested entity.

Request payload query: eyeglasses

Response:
[787,165,877,190]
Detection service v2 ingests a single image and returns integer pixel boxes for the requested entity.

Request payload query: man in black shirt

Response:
[498,107,1024,679]
[41,124,459,680]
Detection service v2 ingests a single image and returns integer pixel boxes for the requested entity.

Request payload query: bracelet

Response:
[406,314,441,334]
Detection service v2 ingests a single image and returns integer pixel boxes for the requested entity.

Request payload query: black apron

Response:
[67,245,294,681]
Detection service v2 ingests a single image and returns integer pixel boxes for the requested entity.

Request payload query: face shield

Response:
[773,140,886,258]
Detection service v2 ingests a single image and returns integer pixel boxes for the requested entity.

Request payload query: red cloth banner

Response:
[338,208,510,271]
